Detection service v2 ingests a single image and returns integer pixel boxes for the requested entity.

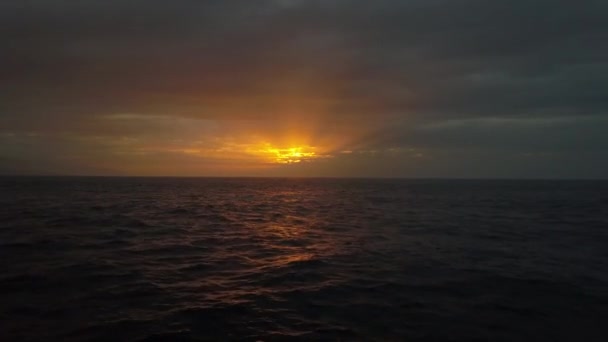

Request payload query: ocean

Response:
[1,177,607,341]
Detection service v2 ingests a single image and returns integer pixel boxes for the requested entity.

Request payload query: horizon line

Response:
[1,174,606,181]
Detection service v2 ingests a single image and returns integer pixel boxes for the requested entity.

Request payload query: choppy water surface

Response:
[1,177,608,341]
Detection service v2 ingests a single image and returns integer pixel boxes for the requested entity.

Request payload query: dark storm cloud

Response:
[3,0,607,116]
[1,0,607,176]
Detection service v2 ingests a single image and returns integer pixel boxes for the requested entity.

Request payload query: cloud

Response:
[1,0,607,177]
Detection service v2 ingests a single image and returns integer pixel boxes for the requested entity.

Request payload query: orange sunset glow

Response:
[248,144,330,164]
[2,0,602,179]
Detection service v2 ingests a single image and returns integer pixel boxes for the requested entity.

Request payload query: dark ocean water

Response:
[1,177,607,341]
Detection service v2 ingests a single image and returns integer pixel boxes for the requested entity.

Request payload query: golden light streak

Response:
[247,143,328,164]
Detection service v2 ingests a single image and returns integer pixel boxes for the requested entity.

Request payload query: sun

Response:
[246,143,327,164]
[268,147,317,164]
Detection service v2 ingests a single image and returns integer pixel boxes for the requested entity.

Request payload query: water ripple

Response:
[1,178,608,340]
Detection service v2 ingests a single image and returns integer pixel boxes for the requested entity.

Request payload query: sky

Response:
[1,0,607,178]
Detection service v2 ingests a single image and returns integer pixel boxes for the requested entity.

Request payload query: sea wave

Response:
[1,178,607,340]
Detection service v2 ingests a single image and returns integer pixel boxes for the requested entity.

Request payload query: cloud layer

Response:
[2,0,607,177]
